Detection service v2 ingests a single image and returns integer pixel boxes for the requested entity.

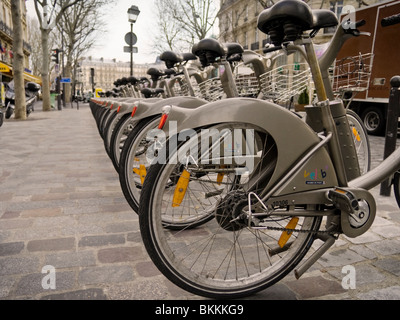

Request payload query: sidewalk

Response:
[1,103,400,300]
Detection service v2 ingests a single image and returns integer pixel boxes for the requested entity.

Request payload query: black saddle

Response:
[257,0,338,45]
[147,68,165,81]
[193,38,244,67]
[127,76,138,85]
[160,51,183,69]
[141,88,164,98]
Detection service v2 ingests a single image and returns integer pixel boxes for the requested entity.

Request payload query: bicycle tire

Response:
[109,113,136,171]
[139,122,322,299]
[119,115,161,213]
[346,109,371,175]
[394,171,400,208]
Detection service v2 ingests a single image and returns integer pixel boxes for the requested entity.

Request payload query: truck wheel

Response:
[362,106,385,136]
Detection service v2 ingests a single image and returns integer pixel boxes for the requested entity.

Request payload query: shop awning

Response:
[0,62,42,85]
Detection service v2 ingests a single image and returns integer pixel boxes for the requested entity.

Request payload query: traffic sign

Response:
[124,46,138,53]
[125,32,137,46]
[60,78,71,83]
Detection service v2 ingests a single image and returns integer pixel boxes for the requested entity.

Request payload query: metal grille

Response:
[198,78,225,101]
[235,74,260,97]
[332,53,374,94]
[259,63,312,105]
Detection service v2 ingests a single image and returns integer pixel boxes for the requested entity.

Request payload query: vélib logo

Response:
[304,165,328,185]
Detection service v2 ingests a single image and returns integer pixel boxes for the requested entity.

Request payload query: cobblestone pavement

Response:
[0,103,400,300]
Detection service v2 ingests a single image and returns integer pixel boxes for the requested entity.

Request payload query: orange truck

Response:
[335,0,400,135]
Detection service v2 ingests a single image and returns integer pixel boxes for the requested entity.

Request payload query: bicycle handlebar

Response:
[263,45,283,54]
[381,13,400,27]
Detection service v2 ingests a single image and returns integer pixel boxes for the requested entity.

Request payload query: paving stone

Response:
[0,256,39,276]
[373,258,400,277]
[285,276,346,299]
[45,251,97,268]
[98,246,143,263]
[78,234,126,247]
[41,288,107,300]
[357,286,400,300]
[0,276,16,298]
[318,248,366,267]
[20,207,63,217]
[135,261,162,277]
[371,224,400,238]
[366,239,400,255]
[27,237,75,252]
[0,242,24,256]
[78,265,134,285]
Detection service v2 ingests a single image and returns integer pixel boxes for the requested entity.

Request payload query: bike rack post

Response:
[380,76,400,196]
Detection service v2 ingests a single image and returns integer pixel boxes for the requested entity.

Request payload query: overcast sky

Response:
[25,0,158,64]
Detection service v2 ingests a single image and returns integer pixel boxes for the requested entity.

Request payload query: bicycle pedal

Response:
[328,188,359,214]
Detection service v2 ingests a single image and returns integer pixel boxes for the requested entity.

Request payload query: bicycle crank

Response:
[328,187,376,238]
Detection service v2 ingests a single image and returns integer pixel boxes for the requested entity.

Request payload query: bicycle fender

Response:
[162,97,338,195]
[132,96,208,122]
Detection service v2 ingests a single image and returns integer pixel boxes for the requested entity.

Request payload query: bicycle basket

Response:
[172,76,201,97]
[198,78,225,102]
[332,53,374,94]
[259,63,313,105]
[235,73,260,97]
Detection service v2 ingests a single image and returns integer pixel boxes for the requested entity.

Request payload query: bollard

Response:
[380,76,400,196]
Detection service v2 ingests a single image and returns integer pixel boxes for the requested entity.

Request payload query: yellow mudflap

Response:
[278,217,299,248]
[172,169,191,207]
[133,164,147,185]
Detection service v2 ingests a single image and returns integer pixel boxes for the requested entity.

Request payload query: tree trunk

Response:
[41,29,52,111]
[11,0,27,120]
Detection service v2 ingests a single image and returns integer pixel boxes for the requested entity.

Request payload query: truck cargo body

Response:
[335,0,400,135]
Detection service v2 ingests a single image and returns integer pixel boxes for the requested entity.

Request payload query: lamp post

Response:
[127,5,140,76]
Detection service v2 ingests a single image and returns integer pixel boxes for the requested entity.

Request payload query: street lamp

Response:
[127,5,140,76]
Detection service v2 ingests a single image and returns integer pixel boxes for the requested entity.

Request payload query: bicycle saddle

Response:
[128,76,138,85]
[164,68,176,77]
[160,51,183,69]
[258,0,338,45]
[181,52,197,62]
[147,67,165,81]
[141,88,164,98]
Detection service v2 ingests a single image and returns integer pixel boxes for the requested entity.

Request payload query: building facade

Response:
[0,0,32,82]
[218,0,383,53]
[78,56,163,94]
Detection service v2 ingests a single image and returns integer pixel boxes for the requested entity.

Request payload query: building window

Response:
[324,1,343,34]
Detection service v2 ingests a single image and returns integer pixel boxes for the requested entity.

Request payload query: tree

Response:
[56,0,111,103]
[10,0,26,120]
[33,0,81,112]
[153,0,219,54]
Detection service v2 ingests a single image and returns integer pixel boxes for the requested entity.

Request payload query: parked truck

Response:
[334,0,400,135]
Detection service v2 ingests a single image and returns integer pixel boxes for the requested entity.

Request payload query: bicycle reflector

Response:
[117,105,121,113]
[131,106,138,117]
[278,217,299,248]
[172,169,191,207]
[158,105,172,129]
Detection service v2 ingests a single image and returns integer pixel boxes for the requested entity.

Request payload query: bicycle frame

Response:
[159,19,399,244]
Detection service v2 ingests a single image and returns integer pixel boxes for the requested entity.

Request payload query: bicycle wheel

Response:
[119,115,162,213]
[393,171,400,208]
[139,122,322,299]
[109,114,137,171]
[346,109,371,175]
